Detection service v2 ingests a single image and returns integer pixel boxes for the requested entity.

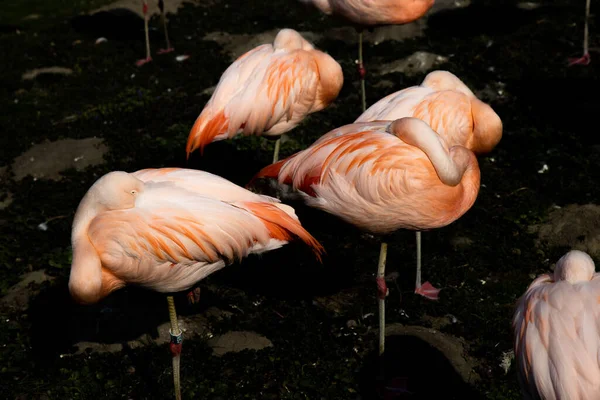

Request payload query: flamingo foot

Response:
[376,276,388,300]
[157,47,175,54]
[568,53,591,66]
[414,281,440,300]
[135,56,152,67]
[187,287,201,304]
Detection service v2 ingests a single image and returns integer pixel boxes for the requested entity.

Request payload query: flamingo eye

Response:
[130,190,137,195]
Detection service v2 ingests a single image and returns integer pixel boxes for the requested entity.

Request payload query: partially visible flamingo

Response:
[299,0,435,111]
[513,250,600,399]
[569,0,592,66]
[186,28,344,163]
[356,70,502,298]
[250,117,480,357]
[68,167,323,400]
[136,0,176,67]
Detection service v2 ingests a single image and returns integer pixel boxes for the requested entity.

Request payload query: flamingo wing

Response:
[355,86,431,123]
[133,167,283,205]
[271,122,433,199]
[88,179,322,293]
[186,44,274,155]
[513,275,600,399]
[186,48,319,155]
[228,49,320,135]
[412,91,474,146]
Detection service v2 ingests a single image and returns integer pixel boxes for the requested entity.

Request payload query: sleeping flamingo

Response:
[186,28,344,163]
[250,117,480,356]
[299,0,434,111]
[513,250,600,399]
[356,70,502,299]
[68,167,323,400]
[137,0,175,67]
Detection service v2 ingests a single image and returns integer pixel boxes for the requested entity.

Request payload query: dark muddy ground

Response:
[1,0,598,399]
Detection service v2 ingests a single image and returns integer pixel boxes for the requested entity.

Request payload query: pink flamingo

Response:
[137,0,176,67]
[356,70,502,299]
[68,167,323,400]
[513,250,600,399]
[569,0,592,66]
[185,28,344,163]
[250,117,480,355]
[299,0,435,111]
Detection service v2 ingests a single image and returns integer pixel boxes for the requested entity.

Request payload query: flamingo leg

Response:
[272,138,282,163]
[167,295,183,400]
[157,0,175,54]
[358,30,367,112]
[414,231,441,300]
[136,0,153,66]
[376,242,388,356]
[569,0,591,66]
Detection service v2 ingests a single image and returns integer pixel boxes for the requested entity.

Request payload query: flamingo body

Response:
[251,118,480,235]
[299,0,435,26]
[356,71,502,154]
[513,250,600,399]
[186,29,343,156]
[68,168,323,304]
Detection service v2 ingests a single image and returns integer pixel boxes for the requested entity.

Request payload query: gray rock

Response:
[450,236,474,250]
[385,323,480,384]
[203,30,322,60]
[74,313,210,354]
[90,0,195,18]
[0,270,55,312]
[207,331,273,357]
[529,204,600,259]
[11,138,109,181]
[375,51,449,77]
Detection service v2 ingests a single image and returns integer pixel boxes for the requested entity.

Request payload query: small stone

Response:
[450,236,474,250]
[22,67,73,81]
[375,51,449,77]
[207,331,273,357]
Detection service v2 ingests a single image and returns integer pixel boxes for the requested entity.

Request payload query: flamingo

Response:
[249,117,480,357]
[185,28,344,163]
[68,167,323,400]
[569,0,591,66]
[137,0,175,67]
[355,70,502,299]
[298,0,435,111]
[513,250,600,399]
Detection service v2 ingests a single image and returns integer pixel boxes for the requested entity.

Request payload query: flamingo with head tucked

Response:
[250,117,480,356]
[68,167,323,400]
[355,70,502,299]
[185,28,344,163]
[513,250,600,399]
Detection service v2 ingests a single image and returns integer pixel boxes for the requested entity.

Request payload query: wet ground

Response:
[1,0,599,398]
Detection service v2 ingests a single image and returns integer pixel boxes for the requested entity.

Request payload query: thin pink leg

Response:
[568,0,591,66]
[136,1,153,66]
[157,0,175,54]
